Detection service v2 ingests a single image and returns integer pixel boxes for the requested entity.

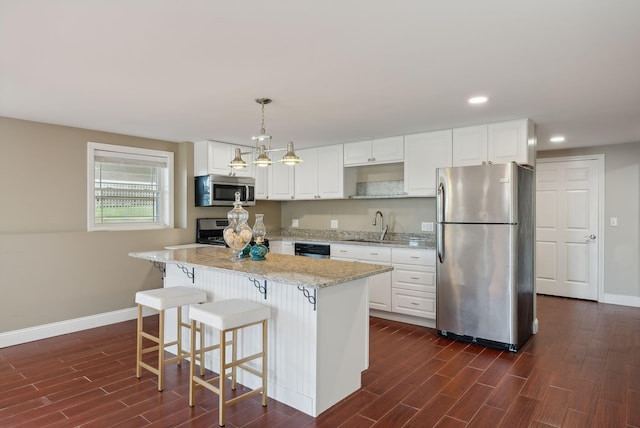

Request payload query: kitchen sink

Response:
[344,238,405,245]
[343,238,427,247]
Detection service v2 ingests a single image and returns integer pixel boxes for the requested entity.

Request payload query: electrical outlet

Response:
[331,219,338,229]
[421,222,434,232]
[292,219,299,228]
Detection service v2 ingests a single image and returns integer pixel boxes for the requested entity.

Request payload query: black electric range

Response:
[196,218,229,246]
[196,218,268,248]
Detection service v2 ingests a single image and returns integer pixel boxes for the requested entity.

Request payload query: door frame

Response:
[536,154,605,302]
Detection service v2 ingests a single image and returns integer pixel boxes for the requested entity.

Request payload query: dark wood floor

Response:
[1,295,639,427]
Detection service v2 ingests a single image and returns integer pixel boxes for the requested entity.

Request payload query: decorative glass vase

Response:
[223,192,253,259]
[250,214,268,261]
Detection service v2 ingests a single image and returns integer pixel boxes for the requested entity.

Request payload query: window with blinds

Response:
[87,142,174,231]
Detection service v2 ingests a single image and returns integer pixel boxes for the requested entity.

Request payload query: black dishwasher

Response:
[294,242,331,259]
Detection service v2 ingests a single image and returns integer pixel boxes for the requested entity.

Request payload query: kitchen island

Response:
[129,246,392,417]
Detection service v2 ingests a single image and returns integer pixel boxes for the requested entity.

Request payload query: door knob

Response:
[584,234,596,241]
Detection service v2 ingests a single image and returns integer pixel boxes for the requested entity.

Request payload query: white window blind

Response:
[88,142,174,231]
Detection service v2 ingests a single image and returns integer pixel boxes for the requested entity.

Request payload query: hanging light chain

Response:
[260,100,266,136]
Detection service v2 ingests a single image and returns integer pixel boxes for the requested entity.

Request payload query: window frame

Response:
[87,142,174,231]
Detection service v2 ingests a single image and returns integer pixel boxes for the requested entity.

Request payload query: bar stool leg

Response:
[176,306,183,366]
[157,309,165,391]
[199,321,205,376]
[231,329,238,390]
[219,328,227,427]
[262,319,268,406]
[189,319,197,407]
[136,304,143,379]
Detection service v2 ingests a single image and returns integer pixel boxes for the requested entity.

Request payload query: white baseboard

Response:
[369,309,436,329]
[603,293,640,308]
[0,306,155,348]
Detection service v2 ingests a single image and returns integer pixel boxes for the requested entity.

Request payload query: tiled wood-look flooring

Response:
[1,295,639,427]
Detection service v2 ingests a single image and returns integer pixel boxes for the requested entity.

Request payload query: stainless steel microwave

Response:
[194,175,256,207]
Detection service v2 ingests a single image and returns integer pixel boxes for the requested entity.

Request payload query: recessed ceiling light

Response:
[468,96,488,105]
[550,136,566,143]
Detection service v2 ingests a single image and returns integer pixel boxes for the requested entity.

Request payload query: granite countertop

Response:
[267,230,436,249]
[130,246,393,289]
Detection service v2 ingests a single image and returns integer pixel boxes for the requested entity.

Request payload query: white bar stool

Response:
[135,286,207,391]
[188,299,270,427]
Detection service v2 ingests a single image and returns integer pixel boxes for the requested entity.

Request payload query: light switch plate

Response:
[610,217,618,227]
[421,222,434,232]
[331,219,338,229]
[292,219,299,228]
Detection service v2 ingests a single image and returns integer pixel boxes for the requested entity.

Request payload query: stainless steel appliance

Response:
[294,242,331,258]
[196,218,230,246]
[196,217,269,248]
[436,163,534,352]
[195,175,256,207]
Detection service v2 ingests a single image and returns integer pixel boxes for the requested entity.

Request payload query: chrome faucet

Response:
[372,211,388,240]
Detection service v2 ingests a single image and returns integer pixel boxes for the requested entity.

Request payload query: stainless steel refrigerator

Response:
[436,162,534,352]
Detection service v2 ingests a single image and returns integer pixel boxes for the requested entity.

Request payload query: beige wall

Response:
[538,141,640,299]
[4,113,637,333]
[0,116,280,332]
[280,162,438,236]
[280,197,435,234]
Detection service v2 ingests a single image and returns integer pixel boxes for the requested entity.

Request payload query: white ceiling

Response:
[1,1,639,151]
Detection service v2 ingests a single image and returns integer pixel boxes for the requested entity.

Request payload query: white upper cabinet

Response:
[255,158,294,200]
[268,161,295,200]
[344,136,404,166]
[488,119,536,166]
[254,164,268,199]
[193,140,253,177]
[452,119,535,167]
[404,130,452,197]
[295,145,355,200]
[452,125,488,167]
[294,148,318,199]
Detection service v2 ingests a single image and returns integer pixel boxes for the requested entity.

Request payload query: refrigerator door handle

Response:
[437,181,445,263]
[437,223,444,263]
[437,182,445,223]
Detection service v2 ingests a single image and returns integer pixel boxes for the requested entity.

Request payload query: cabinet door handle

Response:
[410,256,420,259]
[410,276,420,280]
[370,252,379,256]
[411,302,420,306]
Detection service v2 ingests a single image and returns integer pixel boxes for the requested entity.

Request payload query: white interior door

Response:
[536,157,601,300]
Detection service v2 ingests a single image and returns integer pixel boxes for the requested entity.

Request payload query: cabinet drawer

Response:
[391,289,435,319]
[392,248,435,266]
[393,269,435,292]
[331,244,391,263]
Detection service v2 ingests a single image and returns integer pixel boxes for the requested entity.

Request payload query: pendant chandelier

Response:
[229,98,302,169]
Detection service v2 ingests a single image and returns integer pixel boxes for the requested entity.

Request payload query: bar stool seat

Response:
[189,299,270,427]
[135,286,207,391]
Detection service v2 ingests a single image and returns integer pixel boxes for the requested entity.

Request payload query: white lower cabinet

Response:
[391,248,436,320]
[331,244,392,311]
[269,240,294,255]
[331,244,436,320]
